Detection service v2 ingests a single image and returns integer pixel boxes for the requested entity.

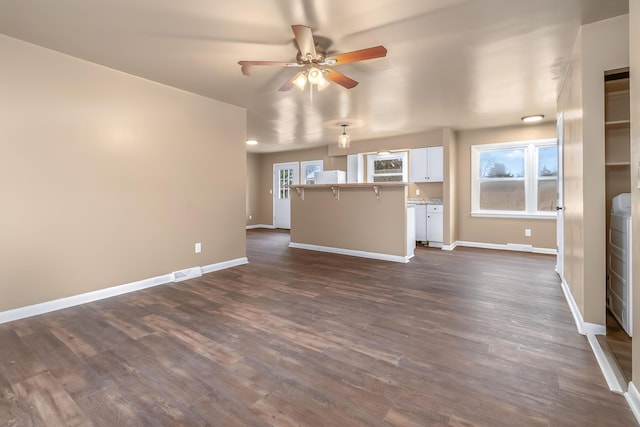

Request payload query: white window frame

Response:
[367,152,408,183]
[300,160,323,184]
[471,138,557,219]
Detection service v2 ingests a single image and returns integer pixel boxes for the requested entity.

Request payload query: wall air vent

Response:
[171,266,202,282]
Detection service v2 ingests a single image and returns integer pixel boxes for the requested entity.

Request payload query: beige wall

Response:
[630,1,640,387]
[291,185,408,257]
[557,15,629,326]
[0,35,247,312]
[246,152,261,225]
[454,123,558,249]
[581,15,629,324]
[557,28,585,318]
[443,128,458,245]
[251,146,347,226]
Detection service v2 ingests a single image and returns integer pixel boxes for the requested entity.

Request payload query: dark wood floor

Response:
[1,229,636,426]
[605,310,633,382]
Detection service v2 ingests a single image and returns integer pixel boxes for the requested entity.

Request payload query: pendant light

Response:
[338,124,350,148]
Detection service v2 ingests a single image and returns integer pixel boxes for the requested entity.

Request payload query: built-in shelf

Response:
[605,120,631,130]
[605,161,631,167]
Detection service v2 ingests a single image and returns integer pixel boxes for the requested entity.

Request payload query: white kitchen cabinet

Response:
[410,146,443,182]
[414,205,427,241]
[426,204,443,247]
[347,154,364,183]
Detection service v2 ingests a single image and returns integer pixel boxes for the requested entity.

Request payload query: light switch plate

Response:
[195,243,201,253]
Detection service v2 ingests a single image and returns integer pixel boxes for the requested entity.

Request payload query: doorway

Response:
[273,162,299,229]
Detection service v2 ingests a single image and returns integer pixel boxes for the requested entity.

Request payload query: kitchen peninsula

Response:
[289,183,415,262]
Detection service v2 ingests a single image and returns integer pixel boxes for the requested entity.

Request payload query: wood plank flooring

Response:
[605,310,633,382]
[0,229,636,426]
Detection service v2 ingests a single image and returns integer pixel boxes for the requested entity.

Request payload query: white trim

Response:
[586,334,626,393]
[471,138,558,216]
[201,257,248,274]
[300,159,323,184]
[289,242,411,263]
[559,277,606,335]
[450,240,557,255]
[625,382,640,424]
[0,257,249,325]
[441,241,458,251]
[470,212,556,220]
[246,224,275,229]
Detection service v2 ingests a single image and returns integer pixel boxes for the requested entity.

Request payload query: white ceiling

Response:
[0,0,629,153]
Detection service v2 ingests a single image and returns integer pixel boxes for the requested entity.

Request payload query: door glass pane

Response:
[279,169,293,199]
[479,149,525,178]
[479,181,525,211]
[538,179,557,211]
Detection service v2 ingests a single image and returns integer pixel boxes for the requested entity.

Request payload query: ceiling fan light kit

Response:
[238,24,387,93]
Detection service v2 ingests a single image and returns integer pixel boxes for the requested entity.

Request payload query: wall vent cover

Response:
[171,266,202,282]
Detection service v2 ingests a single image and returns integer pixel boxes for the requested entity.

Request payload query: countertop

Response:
[407,198,443,205]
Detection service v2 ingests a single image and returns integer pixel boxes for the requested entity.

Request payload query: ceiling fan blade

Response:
[291,25,317,60]
[324,69,359,89]
[326,45,387,65]
[238,60,301,76]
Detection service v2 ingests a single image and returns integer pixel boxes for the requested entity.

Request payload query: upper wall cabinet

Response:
[410,146,443,183]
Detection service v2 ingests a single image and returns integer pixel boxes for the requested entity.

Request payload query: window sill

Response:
[471,211,557,220]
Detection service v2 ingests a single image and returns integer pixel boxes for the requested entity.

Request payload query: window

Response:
[300,160,323,184]
[367,152,408,183]
[471,139,557,217]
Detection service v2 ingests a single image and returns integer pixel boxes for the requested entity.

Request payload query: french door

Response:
[273,162,299,229]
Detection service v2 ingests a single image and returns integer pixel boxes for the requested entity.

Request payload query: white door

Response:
[273,162,299,229]
[556,113,564,277]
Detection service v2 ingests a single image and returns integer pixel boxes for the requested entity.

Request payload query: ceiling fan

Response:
[238,25,387,91]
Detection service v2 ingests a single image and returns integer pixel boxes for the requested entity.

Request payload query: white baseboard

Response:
[202,257,248,274]
[289,242,410,263]
[246,224,275,229]
[451,240,557,255]
[441,241,458,251]
[559,277,606,335]
[625,382,640,424]
[0,257,249,325]
[586,334,626,393]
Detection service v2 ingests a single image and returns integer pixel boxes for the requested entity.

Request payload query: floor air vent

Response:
[171,266,202,282]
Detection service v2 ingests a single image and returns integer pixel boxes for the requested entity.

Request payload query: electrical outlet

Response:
[525,229,531,237]
[269,189,273,194]
[195,243,201,253]
[416,189,421,196]
[249,215,252,220]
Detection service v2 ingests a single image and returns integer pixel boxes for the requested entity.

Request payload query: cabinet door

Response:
[410,148,428,183]
[426,205,443,243]
[414,205,427,241]
[426,146,443,182]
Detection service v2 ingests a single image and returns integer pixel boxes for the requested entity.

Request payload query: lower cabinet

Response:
[426,204,443,247]
[414,205,427,241]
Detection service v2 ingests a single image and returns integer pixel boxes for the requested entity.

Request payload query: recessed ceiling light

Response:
[246,140,258,145]
[521,115,544,123]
